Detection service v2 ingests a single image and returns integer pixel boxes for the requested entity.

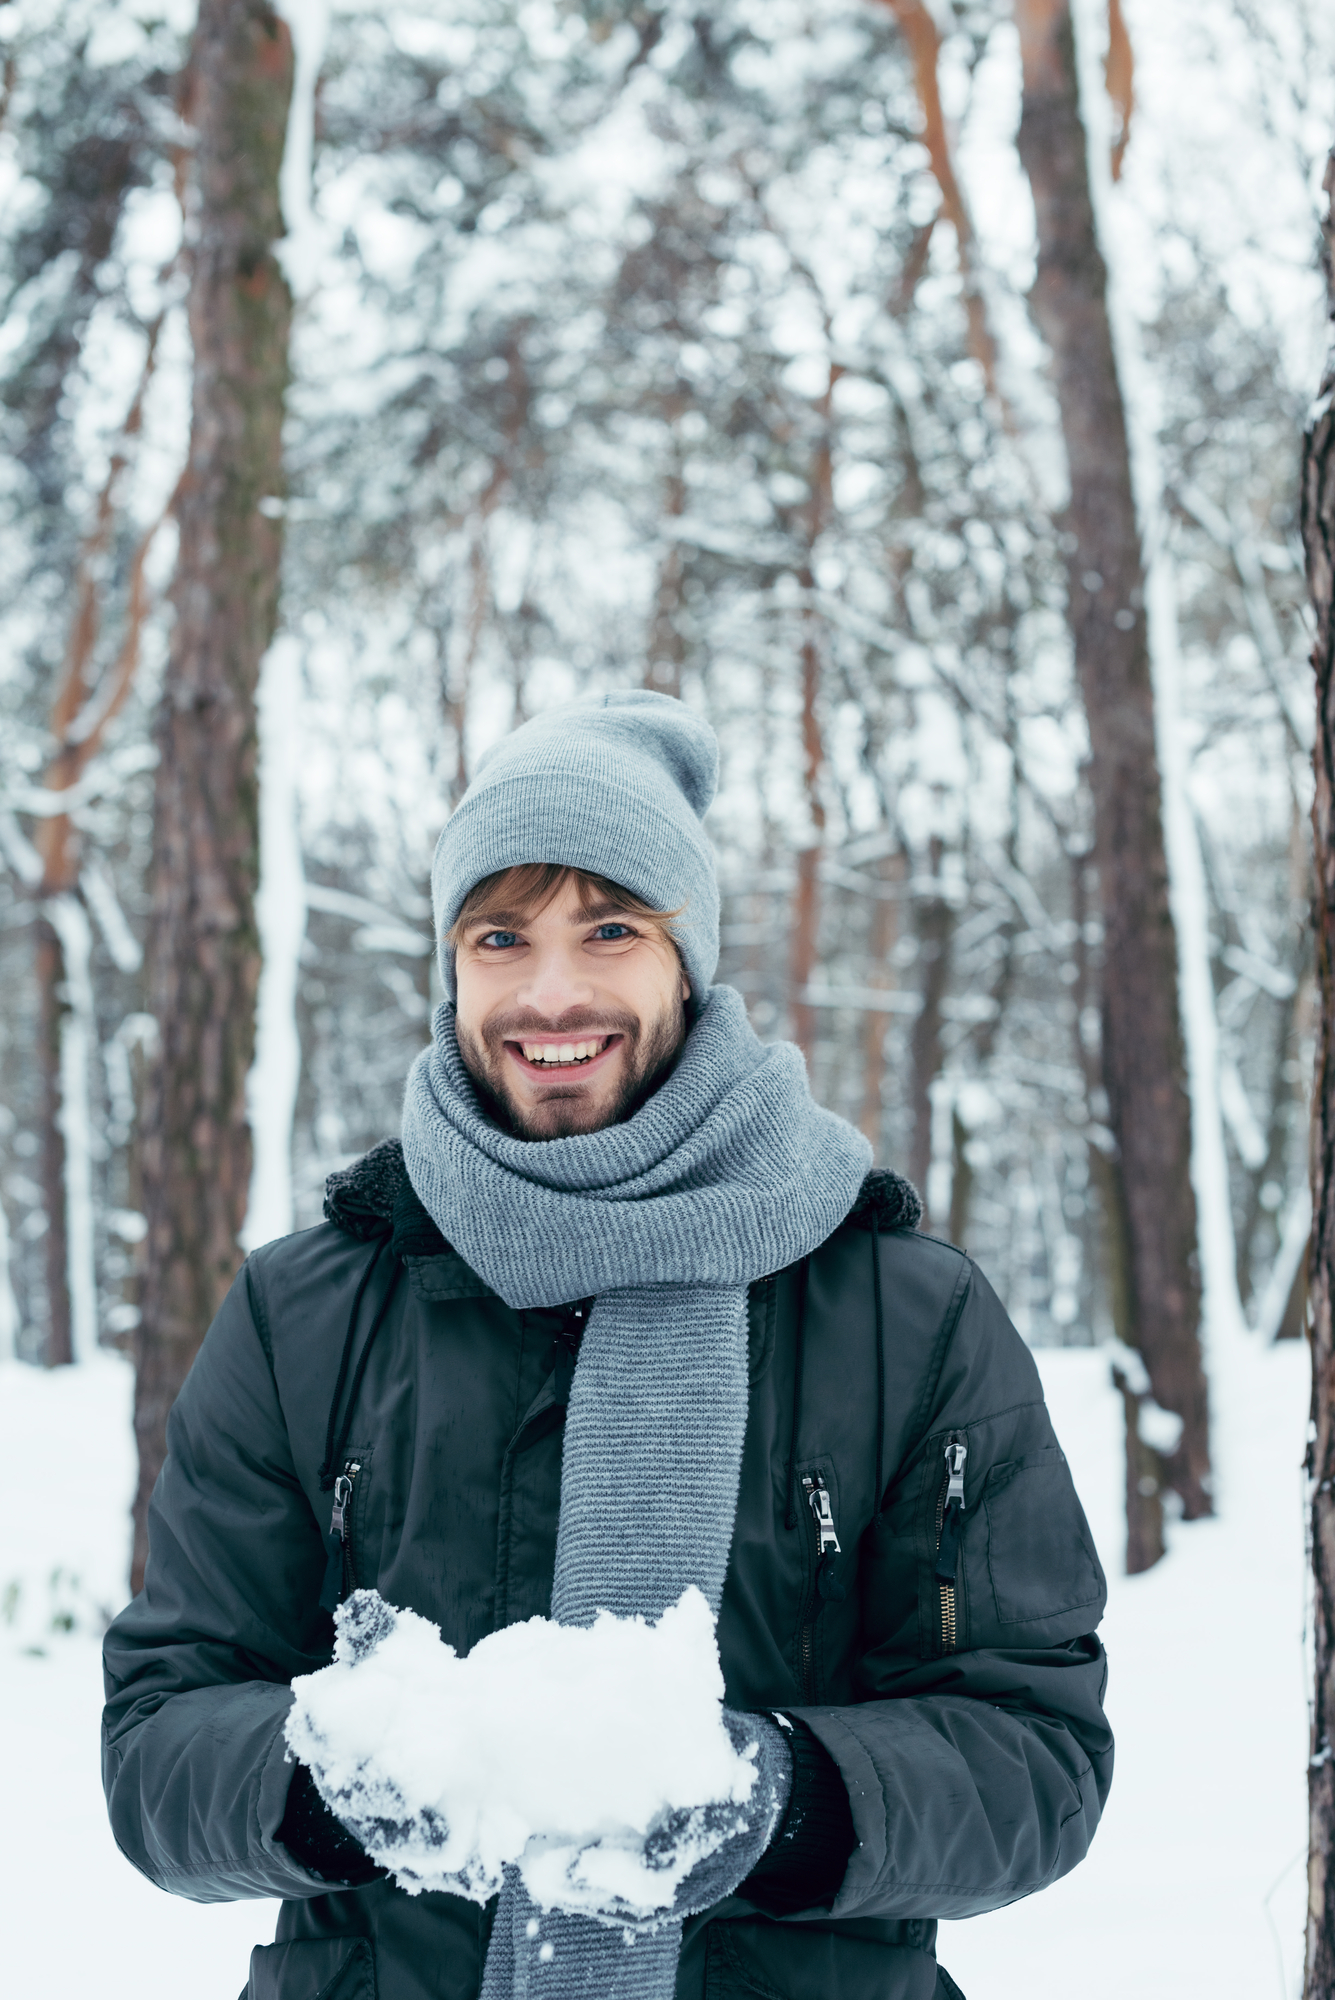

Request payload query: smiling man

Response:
[103,691,1113,2000]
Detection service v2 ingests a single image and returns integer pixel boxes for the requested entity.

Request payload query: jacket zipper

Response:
[551,1305,587,1407]
[933,1436,968,1653]
[318,1458,362,1614]
[797,1473,844,1699]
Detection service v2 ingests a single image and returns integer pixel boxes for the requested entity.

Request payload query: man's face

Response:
[453,874,690,1140]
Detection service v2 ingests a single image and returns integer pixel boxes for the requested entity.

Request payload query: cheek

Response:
[614,949,686,1024]
[452,962,491,1041]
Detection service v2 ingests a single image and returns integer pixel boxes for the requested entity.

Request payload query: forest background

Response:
[1,0,1331,1994]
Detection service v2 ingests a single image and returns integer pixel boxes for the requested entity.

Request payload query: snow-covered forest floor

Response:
[4,1320,1308,1999]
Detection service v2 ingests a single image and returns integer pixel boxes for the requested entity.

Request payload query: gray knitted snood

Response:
[400,985,871,1998]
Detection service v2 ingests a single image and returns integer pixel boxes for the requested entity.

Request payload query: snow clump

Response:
[284,1584,762,1916]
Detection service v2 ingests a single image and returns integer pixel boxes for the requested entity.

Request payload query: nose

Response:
[514,938,595,1022]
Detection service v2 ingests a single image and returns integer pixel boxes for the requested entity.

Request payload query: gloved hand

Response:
[523,1707,794,1929]
[277,1759,383,1887]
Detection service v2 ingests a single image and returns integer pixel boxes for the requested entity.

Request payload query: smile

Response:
[507,1034,623,1075]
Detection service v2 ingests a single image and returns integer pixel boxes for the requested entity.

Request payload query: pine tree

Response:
[132,0,293,1587]
[1303,139,1335,2000]
[1013,0,1210,1568]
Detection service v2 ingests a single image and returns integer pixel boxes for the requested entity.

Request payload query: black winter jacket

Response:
[102,1144,1112,2000]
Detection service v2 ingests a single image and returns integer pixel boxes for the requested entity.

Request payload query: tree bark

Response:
[1302,143,1335,2000]
[878,0,1000,395]
[35,918,71,1365]
[1014,0,1210,1536]
[1111,1361,1165,1573]
[788,366,839,1064]
[34,329,164,1367]
[908,836,952,1212]
[788,623,827,1063]
[133,0,292,1591]
[646,460,688,699]
[1104,0,1135,182]
[1072,844,1163,1562]
[858,851,903,1153]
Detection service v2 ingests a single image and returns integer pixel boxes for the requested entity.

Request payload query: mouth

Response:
[505,1033,624,1080]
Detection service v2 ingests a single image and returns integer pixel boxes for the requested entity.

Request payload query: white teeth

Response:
[520,1037,609,1065]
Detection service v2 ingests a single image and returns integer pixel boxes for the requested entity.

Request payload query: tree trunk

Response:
[947,1108,972,1249]
[646,460,688,699]
[908,836,952,1211]
[788,367,839,1064]
[1014,0,1210,1535]
[1302,142,1335,2000]
[133,0,292,1592]
[788,622,827,1063]
[1072,845,1163,1563]
[859,851,902,1153]
[33,329,163,1367]
[878,0,1000,396]
[35,612,90,1370]
[1111,1360,1165,1573]
[36,918,71,1366]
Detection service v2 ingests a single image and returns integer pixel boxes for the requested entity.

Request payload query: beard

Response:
[455,995,687,1140]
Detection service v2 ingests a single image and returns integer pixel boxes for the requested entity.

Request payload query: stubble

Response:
[456,998,686,1140]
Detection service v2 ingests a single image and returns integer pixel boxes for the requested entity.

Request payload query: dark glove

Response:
[739,1715,857,1914]
[277,1759,384,1888]
[635,1706,795,1921]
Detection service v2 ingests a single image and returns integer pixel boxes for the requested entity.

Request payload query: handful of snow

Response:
[285,1585,762,1917]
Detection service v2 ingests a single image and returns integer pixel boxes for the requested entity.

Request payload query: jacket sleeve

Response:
[789,1257,1113,1922]
[101,1261,337,1903]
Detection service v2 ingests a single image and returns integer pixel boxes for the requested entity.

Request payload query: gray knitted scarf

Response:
[400,984,871,1999]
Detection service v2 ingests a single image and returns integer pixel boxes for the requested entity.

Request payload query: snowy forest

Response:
[3,0,1335,1994]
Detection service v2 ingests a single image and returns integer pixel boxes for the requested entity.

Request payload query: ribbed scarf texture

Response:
[400,985,872,2000]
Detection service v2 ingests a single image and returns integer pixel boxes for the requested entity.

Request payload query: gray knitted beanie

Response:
[432,690,720,1001]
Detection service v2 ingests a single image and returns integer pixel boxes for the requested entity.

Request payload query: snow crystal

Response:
[284,1584,758,1916]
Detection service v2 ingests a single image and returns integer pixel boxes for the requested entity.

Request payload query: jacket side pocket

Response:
[247,1936,376,2000]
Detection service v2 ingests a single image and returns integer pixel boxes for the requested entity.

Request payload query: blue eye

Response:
[594,923,630,940]
[482,931,519,949]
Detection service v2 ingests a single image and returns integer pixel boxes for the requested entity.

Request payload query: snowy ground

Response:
[4,1326,1308,1999]
[3,1355,279,1998]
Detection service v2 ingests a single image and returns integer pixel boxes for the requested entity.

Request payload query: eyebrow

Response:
[462,899,640,933]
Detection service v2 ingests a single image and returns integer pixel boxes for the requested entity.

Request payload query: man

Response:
[103,691,1112,2000]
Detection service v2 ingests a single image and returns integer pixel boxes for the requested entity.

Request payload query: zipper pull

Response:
[803,1474,842,1555]
[551,1331,578,1407]
[803,1474,847,1602]
[330,1471,354,1542]
[934,1436,968,1586]
[550,1304,590,1408]
[318,1464,359,1614]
